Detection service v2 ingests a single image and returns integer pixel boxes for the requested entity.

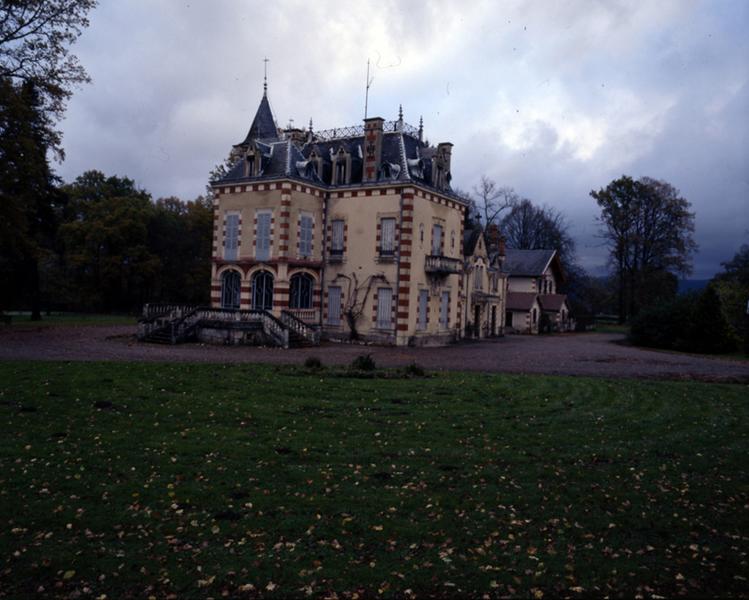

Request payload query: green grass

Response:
[2,312,136,328]
[593,323,630,335]
[1,362,747,598]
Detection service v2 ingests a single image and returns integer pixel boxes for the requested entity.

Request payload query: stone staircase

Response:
[138,304,319,348]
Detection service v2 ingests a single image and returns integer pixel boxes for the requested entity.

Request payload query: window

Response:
[451,230,455,250]
[290,273,313,309]
[256,211,271,261]
[419,223,424,245]
[246,154,255,177]
[327,286,342,325]
[439,291,449,329]
[532,308,537,324]
[376,288,393,329]
[380,218,396,256]
[431,224,442,255]
[331,219,344,255]
[474,265,483,290]
[251,270,274,311]
[224,214,239,260]
[335,161,346,185]
[220,270,241,309]
[417,289,428,331]
[300,214,313,257]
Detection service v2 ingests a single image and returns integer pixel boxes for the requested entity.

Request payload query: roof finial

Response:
[308,118,313,133]
[398,104,403,122]
[418,115,424,141]
[263,57,269,95]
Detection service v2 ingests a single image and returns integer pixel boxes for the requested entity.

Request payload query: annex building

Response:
[209,84,471,346]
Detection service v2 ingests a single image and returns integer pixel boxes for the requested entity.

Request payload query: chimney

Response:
[486,223,501,252]
[362,116,384,183]
[435,142,453,189]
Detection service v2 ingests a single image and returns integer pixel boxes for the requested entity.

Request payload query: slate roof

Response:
[539,294,568,312]
[503,249,557,277]
[463,226,482,256]
[218,92,463,200]
[506,292,538,311]
[239,93,279,144]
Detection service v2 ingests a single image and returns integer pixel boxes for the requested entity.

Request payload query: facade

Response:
[210,86,468,346]
[463,226,506,338]
[503,248,571,333]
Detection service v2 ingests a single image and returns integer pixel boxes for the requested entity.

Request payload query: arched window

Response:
[220,270,241,309]
[289,273,314,309]
[251,270,274,311]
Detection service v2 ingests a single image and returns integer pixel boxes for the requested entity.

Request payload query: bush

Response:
[403,362,425,377]
[629,286,737,354]
[351,354,376,371]
[303,356,322,369]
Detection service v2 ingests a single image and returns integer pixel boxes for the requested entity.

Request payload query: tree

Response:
[472,177,517,229]
[334,272,386,340]
[591,176,697,323]
[500,198,576,267]
[0,78,63,318]
[712,244,749,352]
[0,0,97,156]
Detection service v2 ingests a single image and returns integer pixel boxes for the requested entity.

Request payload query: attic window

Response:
[335,161,346,185]
[246,154,256,177]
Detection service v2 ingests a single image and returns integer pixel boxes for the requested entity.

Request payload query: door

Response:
[252,270,274,311]
[491,306,497,336]
[473,305,480,338]
[220,270,241,309]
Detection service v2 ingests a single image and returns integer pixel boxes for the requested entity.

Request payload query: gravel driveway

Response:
[1,324,747,382]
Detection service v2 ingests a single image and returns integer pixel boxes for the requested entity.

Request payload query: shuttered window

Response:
[440,291,449,328]
[431,224,443,255]
[331,219,344,254]
[256,212,271,261]
[327,286,341,325]
[224,214,239,260]
[300,214,313,257]
[377,288,393,329]
[417,289,428,331]
[380,218,395,255]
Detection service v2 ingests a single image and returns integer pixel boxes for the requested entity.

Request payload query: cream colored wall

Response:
[507,276,536,293]
[214,188,281,261]
[407,192,463,342]
[324,190,401,339]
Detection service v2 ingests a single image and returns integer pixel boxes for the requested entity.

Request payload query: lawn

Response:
[2,312,137,328]
[1,362,747,598]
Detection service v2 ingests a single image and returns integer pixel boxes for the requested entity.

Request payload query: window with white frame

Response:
[331,219,344,255]
[417,289,428,331]
[224,213,239,260]
[327,286,342,325]
[376,288,393,328]
[300,213,313,257]
[439,291,449,328]
[256,211,271,261]
[380,218,396,256]
[431,223,443,255]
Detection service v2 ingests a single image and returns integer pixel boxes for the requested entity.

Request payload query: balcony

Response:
[425,255,462,276]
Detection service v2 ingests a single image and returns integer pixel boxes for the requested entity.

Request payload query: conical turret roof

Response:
[240,93,278,144]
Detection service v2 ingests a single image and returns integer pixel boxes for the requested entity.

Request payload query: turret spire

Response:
[263,57,269,95]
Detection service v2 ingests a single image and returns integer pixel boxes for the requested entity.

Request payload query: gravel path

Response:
[1,324,747,382]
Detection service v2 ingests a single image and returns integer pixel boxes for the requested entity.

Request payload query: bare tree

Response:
[500,198,576,266]
[0,0,98,154]
[334,272,386,340]
[473,176,517,228]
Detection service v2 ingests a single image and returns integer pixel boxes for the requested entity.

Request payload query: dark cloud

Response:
[57,0,748,278]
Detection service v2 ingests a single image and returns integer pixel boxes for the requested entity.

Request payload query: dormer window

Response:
[245,153,256,177]
[336,161,346,184]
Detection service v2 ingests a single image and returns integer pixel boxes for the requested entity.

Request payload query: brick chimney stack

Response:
[362,117,384,183]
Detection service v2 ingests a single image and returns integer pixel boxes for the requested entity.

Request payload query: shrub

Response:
[403,362,425,377]
[351,353,376,371]
[303,356,322,369]
[689,284,737,354]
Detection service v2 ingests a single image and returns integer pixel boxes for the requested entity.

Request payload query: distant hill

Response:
[678,279,710,294]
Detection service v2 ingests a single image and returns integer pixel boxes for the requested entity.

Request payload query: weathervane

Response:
[263,57,269,95]
[364,59,374,119]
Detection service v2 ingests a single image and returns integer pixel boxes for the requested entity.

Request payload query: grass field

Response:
[1,361,747,598]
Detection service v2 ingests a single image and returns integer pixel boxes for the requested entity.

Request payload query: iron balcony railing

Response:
[314,121,420,142]
[424,255,462,275]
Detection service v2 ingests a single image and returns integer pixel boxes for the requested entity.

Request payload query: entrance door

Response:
[252,270,274,311]
[491,306,497,336]
[506,311,513,328]
[473,305,481,338]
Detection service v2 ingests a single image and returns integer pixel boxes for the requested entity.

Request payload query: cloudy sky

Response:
[57,0,748,278]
